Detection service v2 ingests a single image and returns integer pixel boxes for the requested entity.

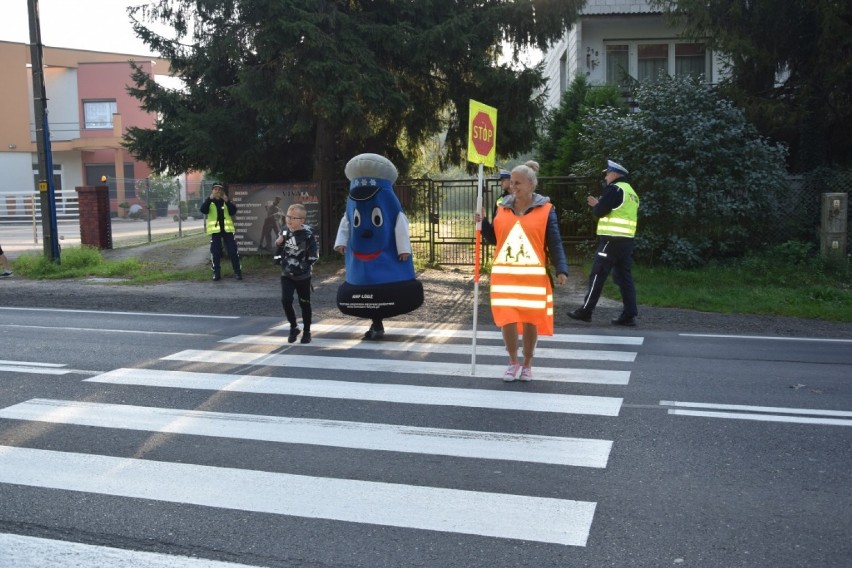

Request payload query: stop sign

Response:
[471,111,495,156]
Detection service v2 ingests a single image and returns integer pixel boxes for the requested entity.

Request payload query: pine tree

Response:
[123,0,585,182]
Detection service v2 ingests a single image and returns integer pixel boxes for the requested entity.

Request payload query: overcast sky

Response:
[0,1,155,55]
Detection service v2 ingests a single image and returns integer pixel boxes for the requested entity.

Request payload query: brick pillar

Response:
[75,185,113,250]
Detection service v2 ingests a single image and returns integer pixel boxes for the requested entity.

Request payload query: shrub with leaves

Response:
[576,74,788,267]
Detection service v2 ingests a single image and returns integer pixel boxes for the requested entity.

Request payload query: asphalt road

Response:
[1,306,850,567]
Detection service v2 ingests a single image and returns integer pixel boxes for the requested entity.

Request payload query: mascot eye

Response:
[371,207,383,227]
[352,209,361,228]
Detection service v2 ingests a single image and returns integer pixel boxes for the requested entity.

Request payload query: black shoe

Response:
[363,327,385,340]
[611,314,637,327]
[288,327,301,343]
[234,273,243,280]
[300,331,312,344]
[567,308,592,322]
[213,274,221,281]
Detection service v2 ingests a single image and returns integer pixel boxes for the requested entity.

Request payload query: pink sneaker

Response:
[519,367,533,382]
[503,362,520,382]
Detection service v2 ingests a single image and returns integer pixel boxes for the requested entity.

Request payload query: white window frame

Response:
[603,40,712,85]
[83,100,117,129]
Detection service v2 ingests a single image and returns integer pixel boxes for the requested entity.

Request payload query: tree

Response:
[575,75,788,267]
[124,0,585,183]
[649,0,852,172]
[537,76,624,176]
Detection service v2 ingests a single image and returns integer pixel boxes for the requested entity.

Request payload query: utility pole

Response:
[27,0,60,262]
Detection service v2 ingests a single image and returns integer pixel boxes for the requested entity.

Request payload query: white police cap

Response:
[602,159,628,175]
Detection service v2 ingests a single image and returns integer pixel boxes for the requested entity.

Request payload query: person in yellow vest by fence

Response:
[476,162,569,382]
[568,159,639,326]
[200,183,243,281]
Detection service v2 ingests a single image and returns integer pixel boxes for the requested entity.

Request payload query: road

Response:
[0,307,850,567]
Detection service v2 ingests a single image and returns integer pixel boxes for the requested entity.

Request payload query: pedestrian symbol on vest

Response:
[495,221,540,266]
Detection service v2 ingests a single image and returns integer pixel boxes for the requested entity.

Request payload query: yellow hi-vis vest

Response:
[206,201,235,234]
[597,181,638,237]
[490,203,554,336]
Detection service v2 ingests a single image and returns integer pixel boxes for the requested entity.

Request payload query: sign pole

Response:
[472,163,484,375]
[467,99,496,376]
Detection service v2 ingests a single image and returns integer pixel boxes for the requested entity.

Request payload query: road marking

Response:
[679,333,852,344]
[86,369,623,416]
[162,350,631,385]
[0,533,255,567]
[0,307,238,319]
[0,446,597,546]
[0,360,66,367]
[305,323,644,345]
[1,324,209,337]
[224,335,638,362]
[660,401,852,426]
[0,399,612,468]
[0,366,73,375]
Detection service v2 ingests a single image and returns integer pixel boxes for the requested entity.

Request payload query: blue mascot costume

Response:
[334,153,424,339]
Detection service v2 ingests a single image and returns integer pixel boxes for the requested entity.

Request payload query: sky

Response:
[0,1,156,56]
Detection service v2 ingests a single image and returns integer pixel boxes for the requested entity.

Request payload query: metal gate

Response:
[323,176,598,266]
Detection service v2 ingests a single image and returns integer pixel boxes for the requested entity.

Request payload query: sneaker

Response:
[503,362,520,382]
[212,274,221,281]
[1,271,11,278]
[567,308,591,322]
[363,327,385,340]
[518,367,533,382]
[234,273,243,280]
[288,327,301,343]
[300,331,312,344]
[611,314,636,327]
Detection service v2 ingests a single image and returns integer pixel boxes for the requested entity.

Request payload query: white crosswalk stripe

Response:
[0,324,640,556]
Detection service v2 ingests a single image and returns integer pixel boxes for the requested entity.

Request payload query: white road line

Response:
[304,323,644,345]
[666,409,852,427]
[659,401,852,418]
[0,446,597,546]
[679,333,852,344]
[0,360,65,368]
[86,369,623,416]
[0,307,238,319]
[162,350,631,385]
[0,532,254,568]
[0,366,72,375]
[224,335,638,362]
[1,324,208,337]
[0,399,612,468]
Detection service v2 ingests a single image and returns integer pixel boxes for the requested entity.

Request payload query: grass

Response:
[9,238,852,322]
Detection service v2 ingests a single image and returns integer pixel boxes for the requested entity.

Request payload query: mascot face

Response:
[345,180,412,285]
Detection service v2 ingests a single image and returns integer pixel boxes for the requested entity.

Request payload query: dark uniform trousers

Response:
[582,236,637,318]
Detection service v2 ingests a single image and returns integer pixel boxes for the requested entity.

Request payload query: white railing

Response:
[1,189,80,224]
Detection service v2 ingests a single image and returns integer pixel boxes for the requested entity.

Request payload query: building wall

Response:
[0,41,171,206]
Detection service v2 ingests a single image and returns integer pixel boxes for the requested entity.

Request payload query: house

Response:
[541,0,726,110]
[0,41,186,216]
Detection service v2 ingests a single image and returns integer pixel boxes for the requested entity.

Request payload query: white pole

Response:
[471,163,484,375]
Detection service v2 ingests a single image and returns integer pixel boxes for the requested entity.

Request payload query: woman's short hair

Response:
[512,163,538,189]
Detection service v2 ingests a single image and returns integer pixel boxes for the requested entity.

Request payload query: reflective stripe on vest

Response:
[490,203,555,335]
[206,202,235,233]
[597,181,638,237]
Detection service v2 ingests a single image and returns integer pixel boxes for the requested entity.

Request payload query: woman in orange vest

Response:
[476,162,569,382]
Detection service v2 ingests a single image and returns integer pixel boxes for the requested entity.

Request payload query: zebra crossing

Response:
[0,322,642,560]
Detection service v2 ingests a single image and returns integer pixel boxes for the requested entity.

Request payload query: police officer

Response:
[568,159,639,326]
[200,183,242,281]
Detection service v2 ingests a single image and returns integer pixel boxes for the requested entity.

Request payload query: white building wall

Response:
[27,67,80,143]
[0,153,37,211]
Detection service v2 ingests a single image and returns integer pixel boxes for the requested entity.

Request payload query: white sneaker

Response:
[503,362,520,382]
[0,271,11,278]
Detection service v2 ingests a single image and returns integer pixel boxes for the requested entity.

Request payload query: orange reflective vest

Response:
[490,203,554,335]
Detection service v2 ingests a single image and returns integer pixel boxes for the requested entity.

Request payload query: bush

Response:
[575,74,789,267]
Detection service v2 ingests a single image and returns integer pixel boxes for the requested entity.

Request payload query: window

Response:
[606,44,629,86]
[675,43,707,79]
[83,100,117,129]
[638,44,668,83]
[603,41,711,85]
